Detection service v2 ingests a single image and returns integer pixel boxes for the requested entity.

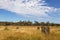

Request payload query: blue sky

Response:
[45,0,60,8]
[0,0,60,23]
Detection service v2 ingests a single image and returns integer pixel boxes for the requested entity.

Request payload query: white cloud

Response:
[0,0,60,19]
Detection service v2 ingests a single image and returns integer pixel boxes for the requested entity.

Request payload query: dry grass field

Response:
[0,26,60,40]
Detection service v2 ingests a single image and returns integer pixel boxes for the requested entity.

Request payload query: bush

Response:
[37,27,40,30]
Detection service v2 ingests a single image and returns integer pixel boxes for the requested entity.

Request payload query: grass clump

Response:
[4,27,9,30]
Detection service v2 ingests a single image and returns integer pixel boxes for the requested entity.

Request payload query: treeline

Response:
[0,21,60,26]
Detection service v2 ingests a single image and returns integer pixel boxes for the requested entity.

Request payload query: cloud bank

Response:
[0,0,60,19]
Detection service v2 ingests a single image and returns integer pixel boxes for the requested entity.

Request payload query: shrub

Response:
[37,27,40,30]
